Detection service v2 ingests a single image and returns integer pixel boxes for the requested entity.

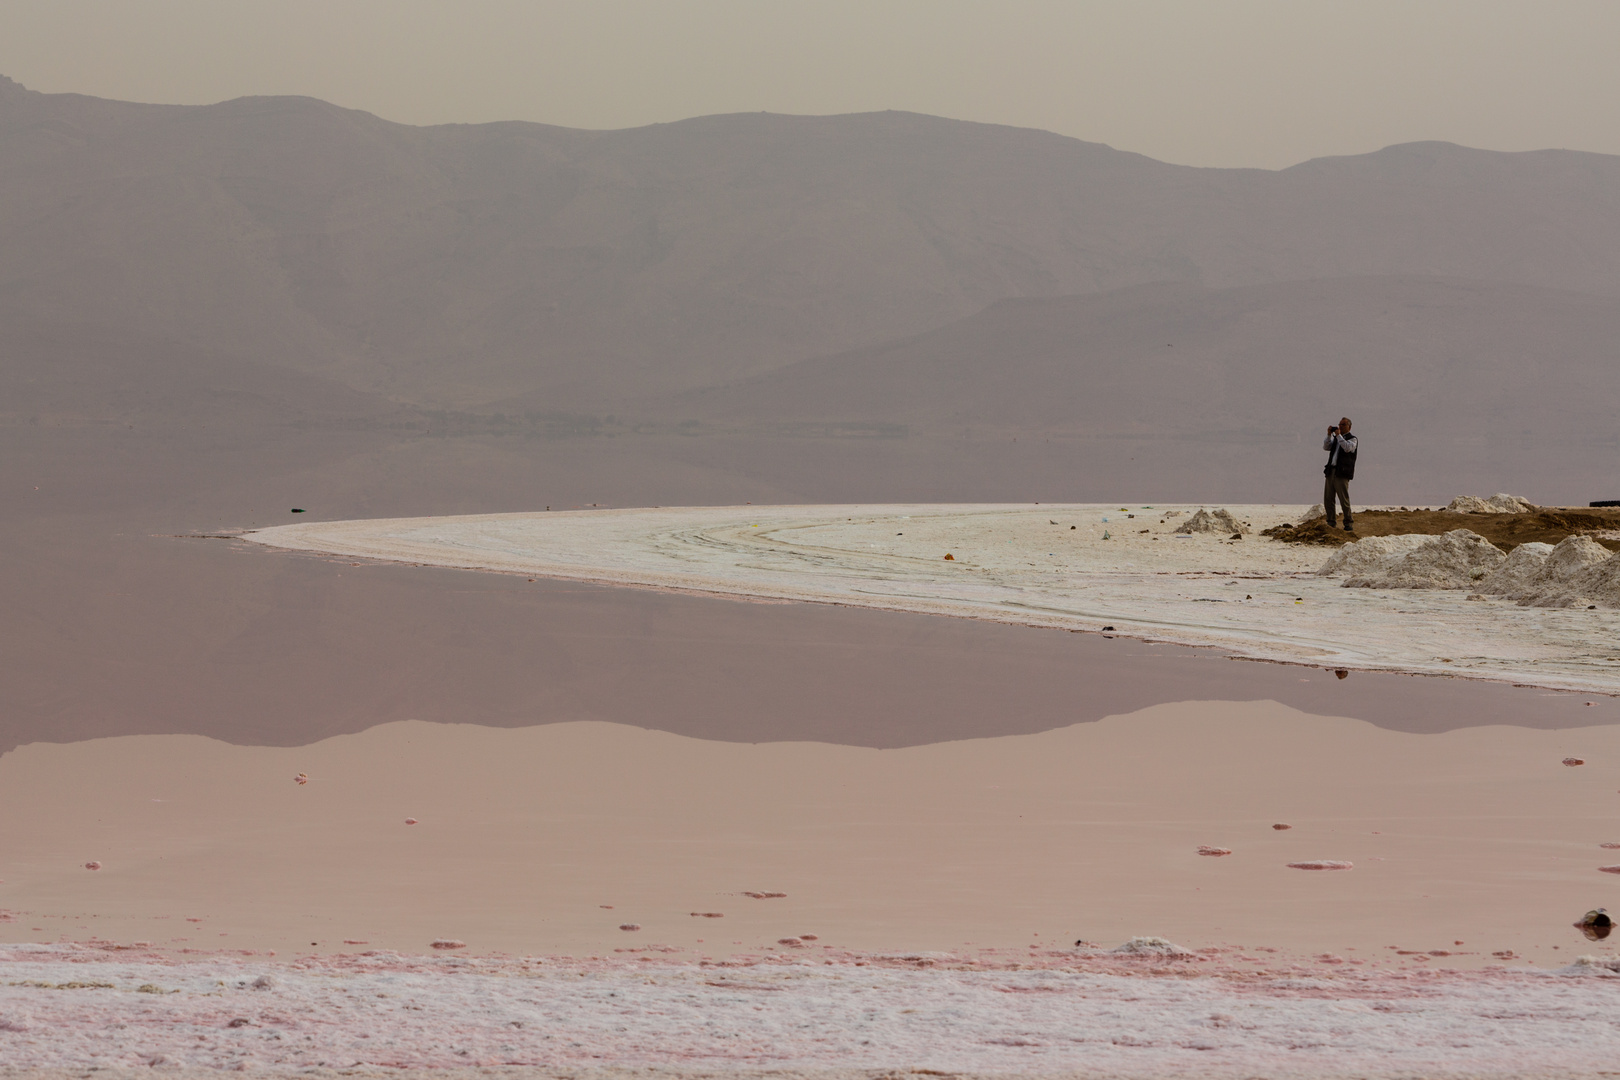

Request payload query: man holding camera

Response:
[1323,417,1358,532]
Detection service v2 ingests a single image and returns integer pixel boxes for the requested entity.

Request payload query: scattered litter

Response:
[1564,758,1586,767]
[1197,846,1232,857]
[83,861,101,871]
[776,938,805,947]
[1334,669,1349,679]
[1273,824,1292,830]
[799,934,818,940]
[943,553,954,561]
[1602,843,1620,849]
[1288,861,1353,871]
[404,818,418,825]
[689,912,724,918]
[1575,908,1612,941]
[1101,625,1115,632]
[1600,866,1620,875]
[743,891,787,899]
[429,940,466,950]
[294,773,309,786]
[342,940,369,946]
[290,508,306,514]
[619,924,641,932]
[250,975,275,990]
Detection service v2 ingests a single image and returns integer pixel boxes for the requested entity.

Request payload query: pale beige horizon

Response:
[3,0,1618,169]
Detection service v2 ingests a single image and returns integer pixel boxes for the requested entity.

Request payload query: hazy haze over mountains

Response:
[6,73,1620,430]
[5,74,1620,755]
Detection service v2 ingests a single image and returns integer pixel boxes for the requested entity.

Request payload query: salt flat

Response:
[3,945,1620,1078]
[252,504,1620,694]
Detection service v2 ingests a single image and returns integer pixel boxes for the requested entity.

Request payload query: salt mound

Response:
[1342,530,1507,589]
[1110,936,1193,956]
[1300,504,1325,523]
[1445,493,1537,514]
[1476,542,1554,595]
[1513,540,1620,609]
[1177,508,1249,535]
[1477,535,1614,607]
[1556,955,1620,976]
[1318,534,1430,577]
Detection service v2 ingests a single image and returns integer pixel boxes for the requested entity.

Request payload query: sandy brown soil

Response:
[1262,507,1620,550]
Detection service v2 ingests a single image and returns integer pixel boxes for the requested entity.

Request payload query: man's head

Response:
[1339,417,1352,434]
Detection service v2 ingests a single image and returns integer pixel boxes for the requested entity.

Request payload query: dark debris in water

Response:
[1575,908,1612,941]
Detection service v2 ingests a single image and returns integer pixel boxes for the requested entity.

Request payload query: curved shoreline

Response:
[245,503,1620,697]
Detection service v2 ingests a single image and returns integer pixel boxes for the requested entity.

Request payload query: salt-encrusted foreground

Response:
[3,944,1618,1078]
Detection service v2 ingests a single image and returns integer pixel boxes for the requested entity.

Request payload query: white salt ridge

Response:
[1445,493,1538,514]
[1331,531,1620,608]
[1109,935,1194,955]
[1477,535,1616,607]
[1479,541,1559,595]
[1338,530,1507,590]
[4,945,1620,1077]
[1317,534,1431,577]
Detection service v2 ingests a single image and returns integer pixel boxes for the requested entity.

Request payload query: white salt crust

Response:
[2,945,1618,1078]
[248,504,1620,693]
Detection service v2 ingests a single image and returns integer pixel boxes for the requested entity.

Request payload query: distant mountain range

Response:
[5,72,1620,443]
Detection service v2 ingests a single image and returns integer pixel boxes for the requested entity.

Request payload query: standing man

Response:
[1323,417,1358,532]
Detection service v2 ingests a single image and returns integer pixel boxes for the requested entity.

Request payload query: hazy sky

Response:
[4,0,1618,170]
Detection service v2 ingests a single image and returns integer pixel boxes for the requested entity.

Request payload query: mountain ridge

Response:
[7,74,1620,415]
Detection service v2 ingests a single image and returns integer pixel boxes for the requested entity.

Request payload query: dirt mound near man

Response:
[1263,506,1620,551]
